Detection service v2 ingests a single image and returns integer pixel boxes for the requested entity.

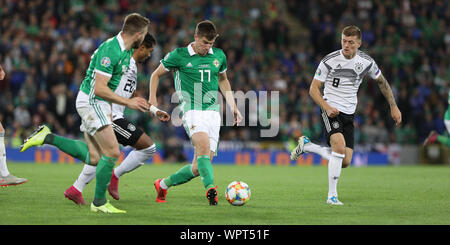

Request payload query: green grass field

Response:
[1,162,450,225]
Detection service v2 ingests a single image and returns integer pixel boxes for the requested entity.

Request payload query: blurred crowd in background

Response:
[0,0,448,161]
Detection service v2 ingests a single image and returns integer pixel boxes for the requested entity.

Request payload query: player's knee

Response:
[104,147,121,159]
[332,144,346,155]
[89,153,101,165]
[195,142,210,156]
[330,143,346,155]
[135,134,154,150]
[143,139,154,149]
[192,133,210,155]
[110,150,121,159]
[330,136,346,154]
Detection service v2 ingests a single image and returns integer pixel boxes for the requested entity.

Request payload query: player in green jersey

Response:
[423,90,450,147]
[77,13,151,213]
[20,34,170,205]
[149,20,243,205]
[49,13,149,213]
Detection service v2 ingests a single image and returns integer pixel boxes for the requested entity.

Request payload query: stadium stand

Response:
[0,0,448,162]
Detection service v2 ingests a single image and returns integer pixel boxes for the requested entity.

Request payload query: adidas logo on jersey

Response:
[186,62,193,67]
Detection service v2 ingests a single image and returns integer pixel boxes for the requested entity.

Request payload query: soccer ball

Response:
[225,181,251,206]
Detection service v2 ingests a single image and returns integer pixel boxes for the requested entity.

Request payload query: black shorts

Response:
[320,109,355,149]
[112,118,144,147]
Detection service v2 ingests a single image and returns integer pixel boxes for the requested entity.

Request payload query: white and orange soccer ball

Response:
[225,181,251,206]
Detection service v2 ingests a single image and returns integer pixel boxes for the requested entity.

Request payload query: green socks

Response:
[93,155,117,206]
[164,164,195,187]
[437,135,450,147]
[197,155,214,189]
[44,134,119,206]
[44,134,90,164]
[163,155,214,189]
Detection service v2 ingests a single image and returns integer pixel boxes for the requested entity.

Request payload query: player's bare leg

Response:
[190,151,215,177]
[342,147,353,168]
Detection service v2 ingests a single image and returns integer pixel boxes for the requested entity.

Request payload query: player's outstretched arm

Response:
[375,74,402,126]
[309,79,339,118]
[218,72,242,125]
[149,63,169,107]
[94,72,149,112]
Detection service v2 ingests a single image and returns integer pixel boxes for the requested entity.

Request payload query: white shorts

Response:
[76,91,112,136]
[182,110,221,153]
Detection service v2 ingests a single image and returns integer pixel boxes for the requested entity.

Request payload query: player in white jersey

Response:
[21,34,170,205]
[291,26,402,205]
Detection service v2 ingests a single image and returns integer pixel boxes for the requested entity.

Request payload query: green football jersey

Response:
[161,43,227,113]
[80,32,133,102]
[445,90,450,121]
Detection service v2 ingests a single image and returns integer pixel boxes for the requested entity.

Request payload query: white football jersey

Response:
[313,49,382,114]
[112,57,137,120]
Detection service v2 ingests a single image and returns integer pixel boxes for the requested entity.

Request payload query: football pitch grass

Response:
[1,162,450,225]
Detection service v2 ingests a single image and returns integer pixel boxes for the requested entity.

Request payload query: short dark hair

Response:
[141,33,156,48]
[342,25,362,40]
[195,20,218,40]
[122,13,150,35]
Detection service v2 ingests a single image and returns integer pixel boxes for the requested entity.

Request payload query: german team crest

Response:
[101,57,111,67]
[127,123,136,131]
[213,59,220,68]
[355,62,363,73]
[332,121,339,129]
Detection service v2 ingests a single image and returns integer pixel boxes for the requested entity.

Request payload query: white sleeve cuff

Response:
[160,61,171,71]
[94,69,112,78]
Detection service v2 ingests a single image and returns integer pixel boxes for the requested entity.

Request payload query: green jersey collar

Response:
[187,42,213,56]
[117,32,126,51]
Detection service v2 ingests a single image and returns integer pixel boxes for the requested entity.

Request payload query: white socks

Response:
[0,132,10,177]
[328,151,345,198]
[304,142,331,160]
[114,144,156,178]
[73,164,96,192]
[303,142,346,198]
[72,144,156,192]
